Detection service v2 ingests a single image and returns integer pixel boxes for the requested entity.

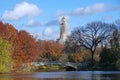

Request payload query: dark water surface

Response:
[0,71,120,80]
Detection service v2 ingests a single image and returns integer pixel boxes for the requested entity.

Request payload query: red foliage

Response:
[5,23,18,42]
[18,30,38,62]
[0,21,8,39]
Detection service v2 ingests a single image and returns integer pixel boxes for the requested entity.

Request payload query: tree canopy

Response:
[69,21,115,67]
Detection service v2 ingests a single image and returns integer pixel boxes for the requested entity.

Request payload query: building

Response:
[57,17,68,44]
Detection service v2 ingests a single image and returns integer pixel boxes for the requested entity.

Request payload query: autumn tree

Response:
[63,41,87,62]
[0,21,8,39]
[0,38,12,73]
[5,23,18,42]
[18,30,38,63]
[0,22,22,69]
[0,22,18,40]
[69,21,115,67]
[0,22,19,51]
[36,40,64,61]
[0,21,39,71]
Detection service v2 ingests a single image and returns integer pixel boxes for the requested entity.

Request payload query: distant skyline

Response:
[0,0,120,40]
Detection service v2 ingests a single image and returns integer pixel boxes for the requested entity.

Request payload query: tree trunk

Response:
[91,51,94,69]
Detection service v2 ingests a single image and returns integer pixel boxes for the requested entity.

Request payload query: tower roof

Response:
[62,16,65,19]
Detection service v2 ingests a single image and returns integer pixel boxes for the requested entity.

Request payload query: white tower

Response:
[58,16,68,44]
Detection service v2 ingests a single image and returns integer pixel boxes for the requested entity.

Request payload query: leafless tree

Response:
[69,21,115,67]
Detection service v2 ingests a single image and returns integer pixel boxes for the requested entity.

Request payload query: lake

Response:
[0,71,120,80]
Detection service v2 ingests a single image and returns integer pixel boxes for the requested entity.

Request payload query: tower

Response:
[58,16,68,44]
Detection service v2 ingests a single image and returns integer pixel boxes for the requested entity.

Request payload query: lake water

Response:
[0,71,120,80]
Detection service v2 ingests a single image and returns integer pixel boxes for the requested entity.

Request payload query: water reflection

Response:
[0,71,120,80]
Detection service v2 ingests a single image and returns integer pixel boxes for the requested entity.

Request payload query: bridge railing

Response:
[31,62,83,67]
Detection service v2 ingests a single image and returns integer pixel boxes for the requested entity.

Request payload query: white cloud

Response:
[27,16,70,27]
[29,28,59,40]
[92,3,106,13]
[30,31,42,39]
[102,15,112,21]
[45,20,59,26]
[27,19,43,26]
[27,19,35,26]
[27,19,59,27]
[43,27,53,36]
[42,27,59,40]
[2,2,42,20]
[56,3,107,17]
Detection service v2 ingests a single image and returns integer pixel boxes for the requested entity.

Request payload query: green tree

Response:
[116,59,120,70]
[108,26,120,70]
[99,48,118,70]
[0,38,12,73]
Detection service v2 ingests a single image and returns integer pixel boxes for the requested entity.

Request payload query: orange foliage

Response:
[18,30,38,63]
[43,41,64,56]
[74,53,83,62]
[36,40,64,61]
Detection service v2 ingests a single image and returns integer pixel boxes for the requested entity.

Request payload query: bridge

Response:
[31,62,83,71]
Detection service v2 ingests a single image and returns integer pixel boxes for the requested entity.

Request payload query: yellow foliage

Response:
[0,38,13,73]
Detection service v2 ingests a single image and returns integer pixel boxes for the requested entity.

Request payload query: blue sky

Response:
[0,0,120,40]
